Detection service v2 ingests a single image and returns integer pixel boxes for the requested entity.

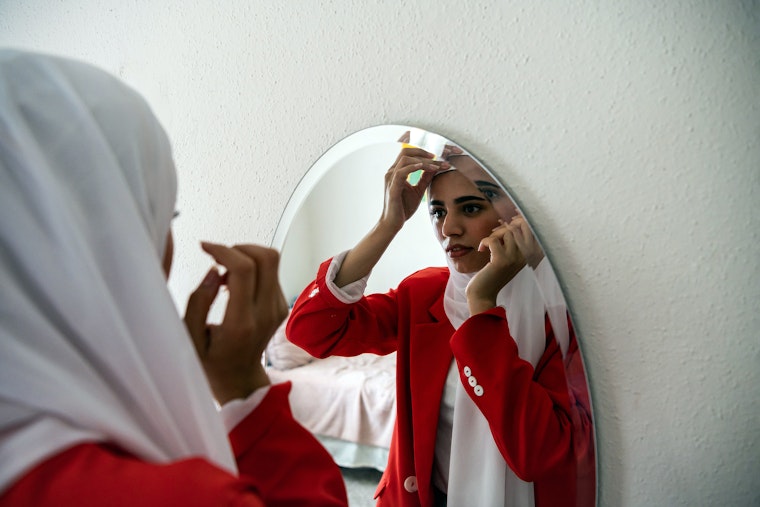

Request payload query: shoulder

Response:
[397,266,449,291]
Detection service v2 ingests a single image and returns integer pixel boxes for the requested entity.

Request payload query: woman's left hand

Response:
[508,214,545,269]
[465,222,527,315]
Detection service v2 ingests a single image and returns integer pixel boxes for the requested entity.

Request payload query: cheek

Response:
[432,221,445,243]
[497,201,518,221]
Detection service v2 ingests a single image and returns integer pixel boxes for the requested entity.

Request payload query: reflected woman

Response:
[287,145,593,506]
[446,153,596,507]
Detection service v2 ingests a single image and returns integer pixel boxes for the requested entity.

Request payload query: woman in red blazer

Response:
[287,146,594,506]
[0,50,347,507]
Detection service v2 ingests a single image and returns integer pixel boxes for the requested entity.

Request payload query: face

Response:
[428,170,502,273]
[447,155,518,222]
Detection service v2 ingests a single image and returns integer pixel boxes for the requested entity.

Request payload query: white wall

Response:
[2,1,757,505]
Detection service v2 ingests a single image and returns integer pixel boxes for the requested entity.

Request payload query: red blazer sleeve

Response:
[286,257,400,357]
[229,382,348,506]
[449,307,576,482]
[0,383,347,507]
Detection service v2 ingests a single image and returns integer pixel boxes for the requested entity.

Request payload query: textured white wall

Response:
[1,1,758,505]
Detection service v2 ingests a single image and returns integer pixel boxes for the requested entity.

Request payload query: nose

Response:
[441,213,463,238]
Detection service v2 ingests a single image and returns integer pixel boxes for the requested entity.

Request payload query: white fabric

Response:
[444,263,546,507]
[265,312,316,370]
[0,50,237,493]
[432,359,458,492]
[533,258,570,357]
[325,250,368,303]
[220,386,271,432]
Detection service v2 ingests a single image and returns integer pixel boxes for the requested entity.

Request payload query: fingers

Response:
[200,242,288,328]
[184,267,222,354]
[390,146,434,168]
[200,241,257,325]
[441,144,463,160]
[397,130,411,143]
[232,244,287,309]
[388,156,450,182]
[479,222,521,259]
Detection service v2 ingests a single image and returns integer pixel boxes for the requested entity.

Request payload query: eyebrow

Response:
[474,180,502,190]
[429,195,488,207]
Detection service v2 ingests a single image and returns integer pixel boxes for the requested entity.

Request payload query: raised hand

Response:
[465,222,527,315]
[381,145,450,233]
[184,242,289,404]
[508,214,545,269]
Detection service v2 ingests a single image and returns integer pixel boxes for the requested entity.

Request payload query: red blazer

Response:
[288,260,594,507]
[0,383,348,507]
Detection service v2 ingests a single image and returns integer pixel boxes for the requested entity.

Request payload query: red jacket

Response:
[288,260,595,507]
[0,383,348,507]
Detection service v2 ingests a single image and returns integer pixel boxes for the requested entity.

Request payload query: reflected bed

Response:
[265,326,395,471]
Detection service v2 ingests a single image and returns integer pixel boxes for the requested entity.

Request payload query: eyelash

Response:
[429,204,483,220]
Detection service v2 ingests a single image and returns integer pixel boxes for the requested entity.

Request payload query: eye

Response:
[429,207,445,219]
[480,188,501,201]
[462,203,483,215]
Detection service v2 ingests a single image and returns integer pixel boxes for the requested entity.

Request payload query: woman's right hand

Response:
[381,145,450,233]
[184,242,289,405]
[334,138,450,288]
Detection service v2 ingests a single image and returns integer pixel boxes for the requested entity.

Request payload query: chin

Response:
[452,261,486,274]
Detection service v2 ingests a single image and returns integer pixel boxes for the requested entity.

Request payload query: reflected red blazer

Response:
[288,259,595,507]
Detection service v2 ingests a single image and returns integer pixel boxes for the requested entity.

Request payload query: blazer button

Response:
[463,366,472,377]
[474,385,484,397]
[403,475,418,493]
[468,375,477,387]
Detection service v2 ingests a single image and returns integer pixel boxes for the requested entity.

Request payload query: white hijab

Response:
[444,265,545,507]
[0,50,236,493]
[434,169,559,506]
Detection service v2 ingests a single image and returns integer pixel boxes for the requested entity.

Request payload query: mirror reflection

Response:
[269,125,596,507]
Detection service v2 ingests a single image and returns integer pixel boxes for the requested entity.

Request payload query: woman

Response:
[0,49,347,506]
[286,146,592,506]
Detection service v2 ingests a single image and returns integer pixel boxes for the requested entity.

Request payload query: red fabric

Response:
[287,260,595,507]
[0,383,347,507]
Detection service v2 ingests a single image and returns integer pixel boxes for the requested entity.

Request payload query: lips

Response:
[446,244,472,259]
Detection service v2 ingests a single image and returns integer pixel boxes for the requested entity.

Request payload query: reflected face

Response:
[428,171,501,273]
[448,155,518,222]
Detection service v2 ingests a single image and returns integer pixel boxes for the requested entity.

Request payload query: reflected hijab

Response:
[0,50,236,493]
[434,170,546,507]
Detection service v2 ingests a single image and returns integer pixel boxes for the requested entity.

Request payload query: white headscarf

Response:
[445,266,545,507]
[0,50,236,493]
[431,168,553,506]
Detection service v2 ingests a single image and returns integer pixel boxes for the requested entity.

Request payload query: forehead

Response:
[429,170,481,201]
[448,155,496,184]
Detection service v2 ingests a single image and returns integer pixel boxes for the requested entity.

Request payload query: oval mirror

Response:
[270,125,596,507]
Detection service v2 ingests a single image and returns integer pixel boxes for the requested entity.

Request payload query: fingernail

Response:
[202,268,218,287]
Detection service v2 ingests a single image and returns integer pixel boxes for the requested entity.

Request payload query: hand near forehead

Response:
[382,145,450,233]
[465,222,527,315]
[184,242,289,404]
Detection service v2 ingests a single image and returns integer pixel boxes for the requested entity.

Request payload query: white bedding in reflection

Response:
[266,352,396,469]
